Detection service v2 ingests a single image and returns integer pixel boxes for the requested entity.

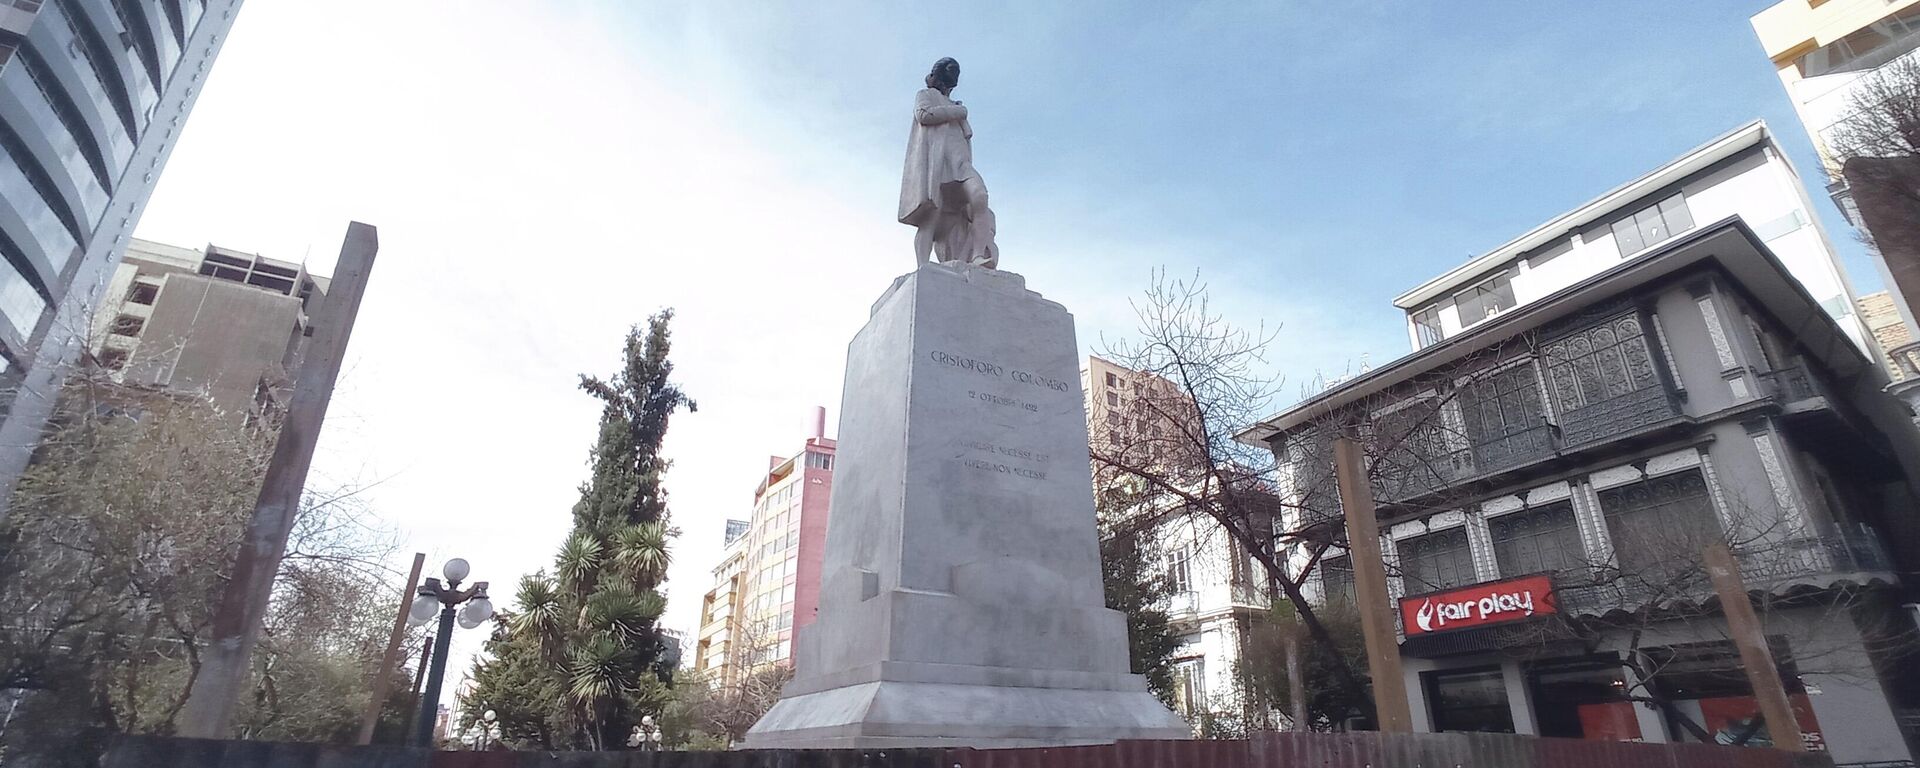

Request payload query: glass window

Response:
[0,127,84,271]
[1367,398,1455,501]
[1598,469,1720,587]
[1611,194,1693,257]
[1105,372,1118,388]
[127,282,159,305]
[1319,553,1355,605]
[1542,314,1660,416]
[1171,659,1206,719]
[1797,5,1920,77]
[1458,362,1550,471]
[1456,273,1515,327]
[1426,667,1515,733]
[805,451,834,470]
[1489,502,1585,582]
[1399,526,1476,593]
[0,262,47,341]
[1411,305,1443,348]
[1166,544,1192,595]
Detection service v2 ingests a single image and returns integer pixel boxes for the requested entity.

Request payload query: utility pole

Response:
[1704,542,1804,752]
[1334,436,1412,732]
[358,552,426,744]
[178,222,378,738]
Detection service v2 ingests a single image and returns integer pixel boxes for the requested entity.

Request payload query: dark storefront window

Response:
[1426,667,1515,733]
[1489,502,1586,583]
[1529,658,1639,741]
[1641,639,1818,749]
[1399,527,1476,594]
[1598,470,1720,590]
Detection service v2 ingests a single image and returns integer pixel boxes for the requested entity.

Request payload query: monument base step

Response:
[740,679,1192,749]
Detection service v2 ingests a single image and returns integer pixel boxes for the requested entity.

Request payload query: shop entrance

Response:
[1528,657,1641,741]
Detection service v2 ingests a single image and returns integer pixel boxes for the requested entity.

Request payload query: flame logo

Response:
[1415,598,1436,633]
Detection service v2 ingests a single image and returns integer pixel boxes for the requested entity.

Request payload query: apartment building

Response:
[1753,0,1920,385]
[85,237,326,420]
[0,0,244,511]
[692,409,835,682]
[1242,124,1919,763]
[692,523,748,683]
[1860,290,1915,381]
[1084,355,1272,729]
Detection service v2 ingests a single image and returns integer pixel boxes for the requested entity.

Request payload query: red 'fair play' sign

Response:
[1399,574,1558,636]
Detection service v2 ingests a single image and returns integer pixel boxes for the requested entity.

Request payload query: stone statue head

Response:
[925,57,960,93]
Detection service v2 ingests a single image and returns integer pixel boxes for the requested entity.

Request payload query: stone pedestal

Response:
[743,263,1189,749]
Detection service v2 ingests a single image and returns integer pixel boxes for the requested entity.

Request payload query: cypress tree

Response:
[462,311,694,749]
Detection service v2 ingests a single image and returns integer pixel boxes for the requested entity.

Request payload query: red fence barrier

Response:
[106,733,1840,768]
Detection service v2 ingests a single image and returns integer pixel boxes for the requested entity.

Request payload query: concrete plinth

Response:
[743,263,1188,749]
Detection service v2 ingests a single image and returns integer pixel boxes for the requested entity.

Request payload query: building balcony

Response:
[1555,533,1896,617]
[1231,580,1270,610]
[1761,363,1830,409]
[1889,341,1920,382]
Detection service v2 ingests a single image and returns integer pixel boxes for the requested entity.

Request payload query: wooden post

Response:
[1333,436,1412,732]
[358,552,425,744]
[1704,542,1804,752]
[178,223,378,737]
[1285,631,1308,731]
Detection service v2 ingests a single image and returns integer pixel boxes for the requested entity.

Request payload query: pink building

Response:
[732,407,835,667]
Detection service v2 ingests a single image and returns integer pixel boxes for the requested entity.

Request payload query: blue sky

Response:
[603,0,1866,377]
[132,1,1850,705]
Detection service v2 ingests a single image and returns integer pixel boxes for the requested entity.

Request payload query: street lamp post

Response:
[407,558,494,748]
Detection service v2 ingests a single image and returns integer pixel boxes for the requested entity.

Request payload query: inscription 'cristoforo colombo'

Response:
[929,350,1070,392]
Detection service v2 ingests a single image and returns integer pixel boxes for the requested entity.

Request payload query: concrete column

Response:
[1619,654,1670,743]
[1502,659,1538,735]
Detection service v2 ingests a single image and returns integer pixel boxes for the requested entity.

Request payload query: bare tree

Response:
[0,339,413,759]
[660,616,792,748]
[1826,55,1920,171]
[1091,269,1378,716]
[1824,55,1920,257]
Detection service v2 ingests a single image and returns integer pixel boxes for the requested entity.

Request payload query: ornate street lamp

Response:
[479,708,498,750]
[627,714,663,751]
[407,558,493,747]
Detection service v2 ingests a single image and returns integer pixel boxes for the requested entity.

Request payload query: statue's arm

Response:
[914,91,969,126]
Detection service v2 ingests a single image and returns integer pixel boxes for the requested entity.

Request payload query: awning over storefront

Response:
[1399,618,1582,659]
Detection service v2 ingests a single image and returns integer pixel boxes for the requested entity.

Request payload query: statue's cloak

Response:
[898,87,974,226]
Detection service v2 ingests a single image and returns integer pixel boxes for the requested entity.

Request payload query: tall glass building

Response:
[0,0,242,509]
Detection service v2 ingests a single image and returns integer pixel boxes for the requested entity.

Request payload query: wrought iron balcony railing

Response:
[1762,364,1825,404]
[1554,533,1895,616]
